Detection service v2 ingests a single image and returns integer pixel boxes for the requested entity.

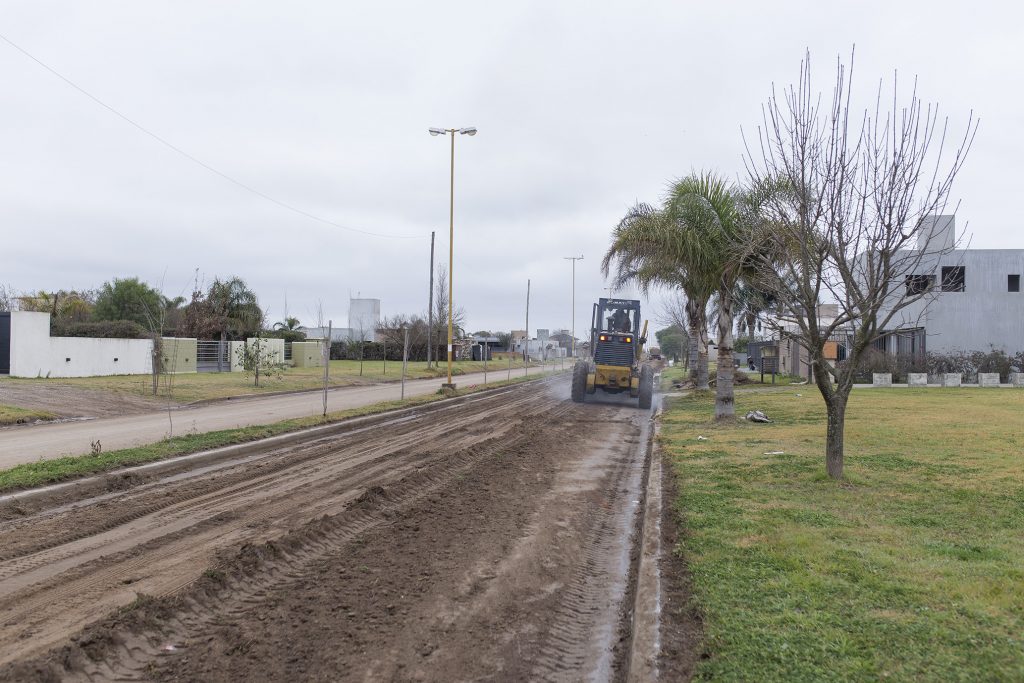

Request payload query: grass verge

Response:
[0,370,562,493]
[660,365,805,392]
[0,405,58,426]
[662,387,1024,681]
[0,358,554,405]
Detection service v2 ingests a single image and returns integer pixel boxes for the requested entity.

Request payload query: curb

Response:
[627,404,663,681]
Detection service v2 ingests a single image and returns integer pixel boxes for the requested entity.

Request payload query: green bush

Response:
[50,319,149,339]
[838,348,926,383]
[927,348,1023,382]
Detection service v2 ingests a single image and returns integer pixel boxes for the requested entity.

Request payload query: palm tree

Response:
[602,202,715,391]
[206,277,263,371]
[274,316,301,332]
[668,173,753,418]
[605,172,761,419]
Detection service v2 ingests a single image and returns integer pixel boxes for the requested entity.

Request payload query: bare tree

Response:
[433,264,466,347]
[656,292,692,367]
[0,285,17,312]
[378,314,428,353]
[744,50,976,478]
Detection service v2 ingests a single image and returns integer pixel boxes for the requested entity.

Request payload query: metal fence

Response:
[196,340,230,372]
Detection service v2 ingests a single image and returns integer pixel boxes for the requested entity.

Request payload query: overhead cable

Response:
[0,31,423,240]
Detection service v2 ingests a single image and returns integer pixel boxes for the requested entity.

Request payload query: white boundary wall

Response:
[9,311,153,378]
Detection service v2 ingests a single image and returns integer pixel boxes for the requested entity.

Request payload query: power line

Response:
[0,32,423,240]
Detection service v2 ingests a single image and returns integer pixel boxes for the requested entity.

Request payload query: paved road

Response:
[0,368,552,469]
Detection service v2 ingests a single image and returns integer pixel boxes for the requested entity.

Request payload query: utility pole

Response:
[427,230,435,369]
[524,279,530,376]
[564,255,583,358]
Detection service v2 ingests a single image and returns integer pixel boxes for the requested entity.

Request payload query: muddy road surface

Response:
[0,376,657,682]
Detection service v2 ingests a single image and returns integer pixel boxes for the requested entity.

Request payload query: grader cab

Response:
[571,298,654,409]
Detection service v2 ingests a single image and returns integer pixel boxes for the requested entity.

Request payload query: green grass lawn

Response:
[0,405,57,426]
[660,364,804,391]
[662,388,1024,681]
[0,357,554,404]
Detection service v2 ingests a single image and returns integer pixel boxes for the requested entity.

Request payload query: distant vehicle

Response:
[649,346,662,361]
[571,298,654,409]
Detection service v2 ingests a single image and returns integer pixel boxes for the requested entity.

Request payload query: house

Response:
[878,216,1024,356]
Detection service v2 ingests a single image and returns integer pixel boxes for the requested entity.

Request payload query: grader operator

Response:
[571,298,654,409]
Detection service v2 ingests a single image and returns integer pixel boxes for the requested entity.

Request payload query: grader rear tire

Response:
[638,364,654,409]
[571,361,588,403]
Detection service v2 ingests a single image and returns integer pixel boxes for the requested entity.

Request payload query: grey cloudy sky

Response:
[2,1,1019,334]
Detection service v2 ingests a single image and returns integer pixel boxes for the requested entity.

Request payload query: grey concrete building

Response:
[879,216,1024,355]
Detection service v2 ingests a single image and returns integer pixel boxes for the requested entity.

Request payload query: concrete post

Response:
[872,373,893,387]
[907,373,928,387]
[1010,373,1024,387]
[977,373,1000,387]
[942,373,962,387]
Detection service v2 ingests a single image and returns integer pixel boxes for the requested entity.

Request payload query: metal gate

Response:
[196,340,230,372]
[0,313,10,375]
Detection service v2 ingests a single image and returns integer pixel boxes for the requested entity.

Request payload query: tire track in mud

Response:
[1,377,661,682]
[0,383,532,560]
[61,403,577,683]
[0,379,565,670]
[529,416,649,681]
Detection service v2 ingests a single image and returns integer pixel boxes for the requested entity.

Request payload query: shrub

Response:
[839,349,926,383]
[927,348,1023,383]
[330,341,446,362]
[50,319,149,339]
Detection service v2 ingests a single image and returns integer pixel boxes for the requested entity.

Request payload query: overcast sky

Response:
[2,1,1019,335]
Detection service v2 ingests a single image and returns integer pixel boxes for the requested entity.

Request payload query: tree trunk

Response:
[715,287,735,419]
[696,309,710,391]
[219,330,227,373]
[687,298,710,390]
[151,335,162,396]
[825,391,848,479]
[685,297,700,381]
[687,318,700,381]
[811,354,848,480]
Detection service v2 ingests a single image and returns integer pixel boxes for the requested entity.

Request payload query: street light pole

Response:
[446,130,455,387]
[564,255,583,357]
[429,126,477,389]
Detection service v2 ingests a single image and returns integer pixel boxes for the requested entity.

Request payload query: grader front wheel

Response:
[571,361,588,403]
[638,364,654,409]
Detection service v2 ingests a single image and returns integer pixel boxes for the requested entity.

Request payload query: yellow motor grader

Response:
[571,297,653,409]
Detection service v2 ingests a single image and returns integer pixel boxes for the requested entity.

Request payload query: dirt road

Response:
[0,369,544,469]
[0,376,662,681]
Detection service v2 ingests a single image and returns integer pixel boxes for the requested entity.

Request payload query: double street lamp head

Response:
[428,126,478,136]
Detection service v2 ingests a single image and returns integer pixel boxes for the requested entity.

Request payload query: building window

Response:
[941,266,965,292]
[1010,274,1021,293]
[905,274,935,296]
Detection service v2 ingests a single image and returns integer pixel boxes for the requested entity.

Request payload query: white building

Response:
[297,297,381,343]
[348,298,380,342]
